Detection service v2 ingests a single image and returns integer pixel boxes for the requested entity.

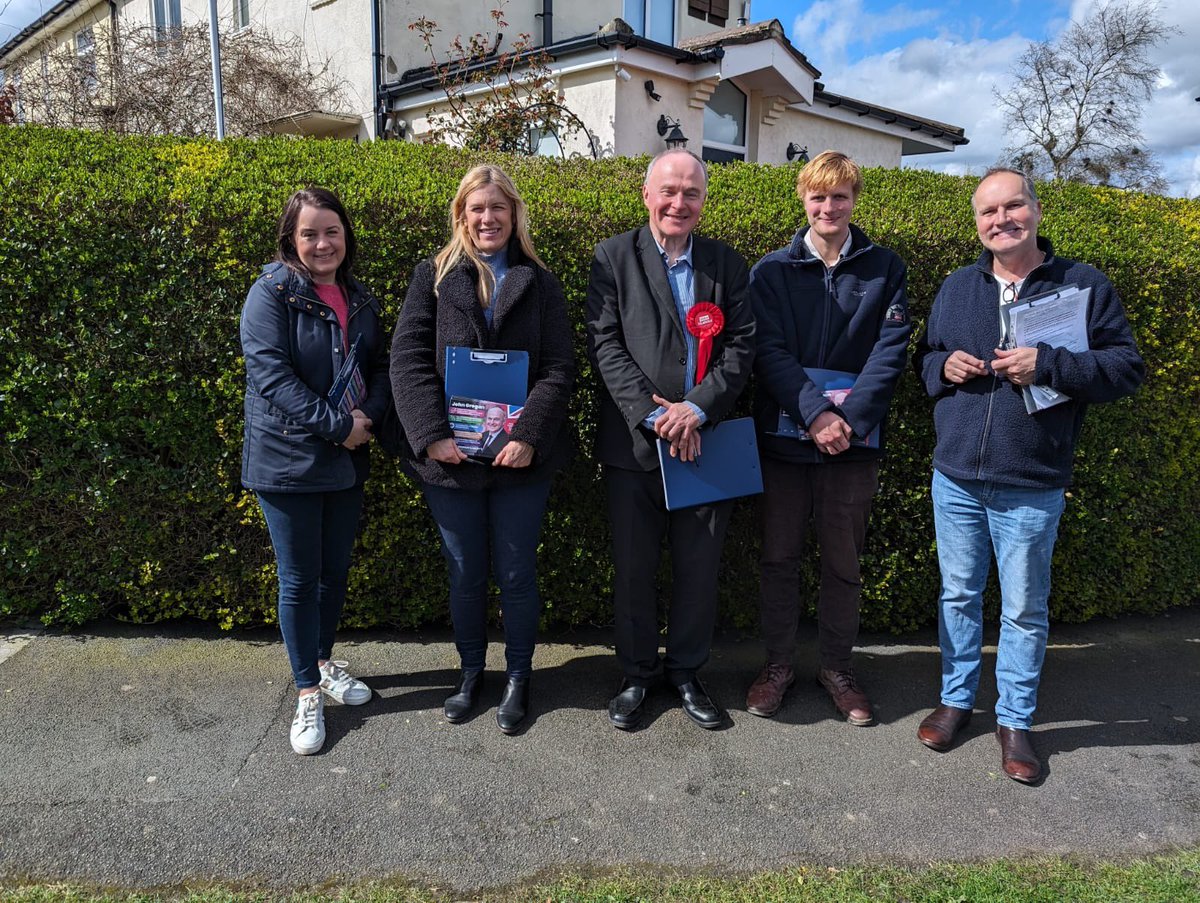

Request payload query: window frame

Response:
[702,78,747,163]
[75,25,99,91]
[152,0,183,38]
[623,0,675,45]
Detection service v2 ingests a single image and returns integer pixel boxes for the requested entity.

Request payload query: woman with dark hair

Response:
[391,164,574,735]
[241,187,390,755]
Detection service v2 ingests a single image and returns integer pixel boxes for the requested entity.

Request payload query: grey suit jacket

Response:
[585,225,755,471]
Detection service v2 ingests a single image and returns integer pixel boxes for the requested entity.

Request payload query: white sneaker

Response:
[290,691,325,755]
[319,660,371,705]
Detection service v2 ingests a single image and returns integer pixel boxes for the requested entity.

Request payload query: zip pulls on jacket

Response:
[789,238,876,371]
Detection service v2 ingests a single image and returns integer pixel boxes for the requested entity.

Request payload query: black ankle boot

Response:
[496,675,529,735]
[444,669,483,723]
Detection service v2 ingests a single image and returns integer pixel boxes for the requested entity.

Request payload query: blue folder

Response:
[657,416,763,511]
[444,347,529,407]
[768,367,880,449]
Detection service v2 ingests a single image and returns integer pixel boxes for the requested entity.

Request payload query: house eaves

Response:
[677,18,821,80]
[0,0,83,62]
[813,86,969,148]
[381,19,722,101]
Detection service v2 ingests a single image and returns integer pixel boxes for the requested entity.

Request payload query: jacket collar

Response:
[261,261,373,317]
[634,226,720,342]
[787,223,874,266]
[972,235,1057,282]
[440,241,537,343]
[635,226,683,343]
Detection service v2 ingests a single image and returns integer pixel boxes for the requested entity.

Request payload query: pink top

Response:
[313,282,350,350]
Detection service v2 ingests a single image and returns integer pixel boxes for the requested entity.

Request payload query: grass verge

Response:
[2,850,1199,902]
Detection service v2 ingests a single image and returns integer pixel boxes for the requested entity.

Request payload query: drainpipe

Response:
[371,0,383,139]
[537,0,553,48]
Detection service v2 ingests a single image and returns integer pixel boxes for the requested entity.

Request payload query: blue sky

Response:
[3,0,1197,195]
[751,0,1200,196]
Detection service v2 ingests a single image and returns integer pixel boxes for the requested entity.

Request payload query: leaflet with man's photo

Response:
[769,368,880,449]
[447,396,523,461]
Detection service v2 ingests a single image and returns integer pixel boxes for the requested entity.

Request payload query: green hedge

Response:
[2,125,1197,631]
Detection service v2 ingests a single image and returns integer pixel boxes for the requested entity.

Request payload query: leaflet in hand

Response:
[999,284,1091,414]
[328,335,367,414]
[769,368,879,448]
[448,396,523,461]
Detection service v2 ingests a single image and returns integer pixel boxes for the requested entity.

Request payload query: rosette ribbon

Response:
[686,301,724,385]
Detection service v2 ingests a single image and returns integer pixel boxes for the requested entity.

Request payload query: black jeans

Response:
[758,456,879,671]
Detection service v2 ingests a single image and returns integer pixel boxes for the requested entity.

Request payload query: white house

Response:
[0,0,967,166]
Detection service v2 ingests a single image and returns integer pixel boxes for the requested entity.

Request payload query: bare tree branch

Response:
[994,0,1175,193]
[7,20,346,137]
[407,0,592,156]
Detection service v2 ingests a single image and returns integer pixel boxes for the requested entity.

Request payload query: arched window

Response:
[702,79,746,163]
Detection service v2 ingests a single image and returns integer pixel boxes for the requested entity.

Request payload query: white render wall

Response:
[757,105,903,169]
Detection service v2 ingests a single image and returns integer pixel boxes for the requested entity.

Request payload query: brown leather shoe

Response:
[996,726,1042,784]
[816,668,873,725]
[746,663,794,718]
[917,704,972,752]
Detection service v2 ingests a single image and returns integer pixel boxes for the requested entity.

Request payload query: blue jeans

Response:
[931,469,1065,730]
[421,479,553,677]
[257,486,364,690]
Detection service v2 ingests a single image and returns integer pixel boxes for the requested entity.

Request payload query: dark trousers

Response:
[758,456,879,671]
[421,479,552,677]
[605,465,733,687]
[257,485,365,690]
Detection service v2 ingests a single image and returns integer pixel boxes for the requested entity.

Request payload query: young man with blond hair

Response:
[747,151,911,724]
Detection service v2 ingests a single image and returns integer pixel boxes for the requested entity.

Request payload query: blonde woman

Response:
[390,165,575,734]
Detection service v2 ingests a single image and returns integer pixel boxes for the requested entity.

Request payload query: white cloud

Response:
[791,0,942,72]
[792,0,1200,196]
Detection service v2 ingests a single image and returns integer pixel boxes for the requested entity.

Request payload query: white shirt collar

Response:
[804,228,852,264]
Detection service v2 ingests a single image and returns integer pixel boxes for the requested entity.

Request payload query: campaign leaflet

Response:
[328,335,367,414]
[447,396,524,461]
[770,368,880,449]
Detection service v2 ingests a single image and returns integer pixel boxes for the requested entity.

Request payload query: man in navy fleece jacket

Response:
[912,167,1143,784]
[746,151,911,727]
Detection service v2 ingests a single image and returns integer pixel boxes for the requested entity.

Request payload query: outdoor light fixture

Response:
[786,142,810,163]
[644,79,661,102]
[657,114,688,149]
[383,115,407,139]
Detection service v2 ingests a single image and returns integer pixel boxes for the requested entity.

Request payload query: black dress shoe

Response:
[608,680,647,730]
[496,675,529,735]
[677,678,723,730]
[443,668,483,723]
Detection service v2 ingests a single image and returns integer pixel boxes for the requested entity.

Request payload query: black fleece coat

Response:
[390,247,575,490]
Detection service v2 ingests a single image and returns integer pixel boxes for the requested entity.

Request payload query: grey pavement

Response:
[1,608,1198,894]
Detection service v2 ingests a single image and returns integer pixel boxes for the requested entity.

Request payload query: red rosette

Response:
[686,302,724,384]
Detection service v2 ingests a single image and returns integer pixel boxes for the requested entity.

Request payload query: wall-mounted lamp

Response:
[644,79,661,102]
[786,142,809,163]
[383,115,407,140]
[657,114,688,149]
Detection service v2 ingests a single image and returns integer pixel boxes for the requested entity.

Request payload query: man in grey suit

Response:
[586,149,755,731]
